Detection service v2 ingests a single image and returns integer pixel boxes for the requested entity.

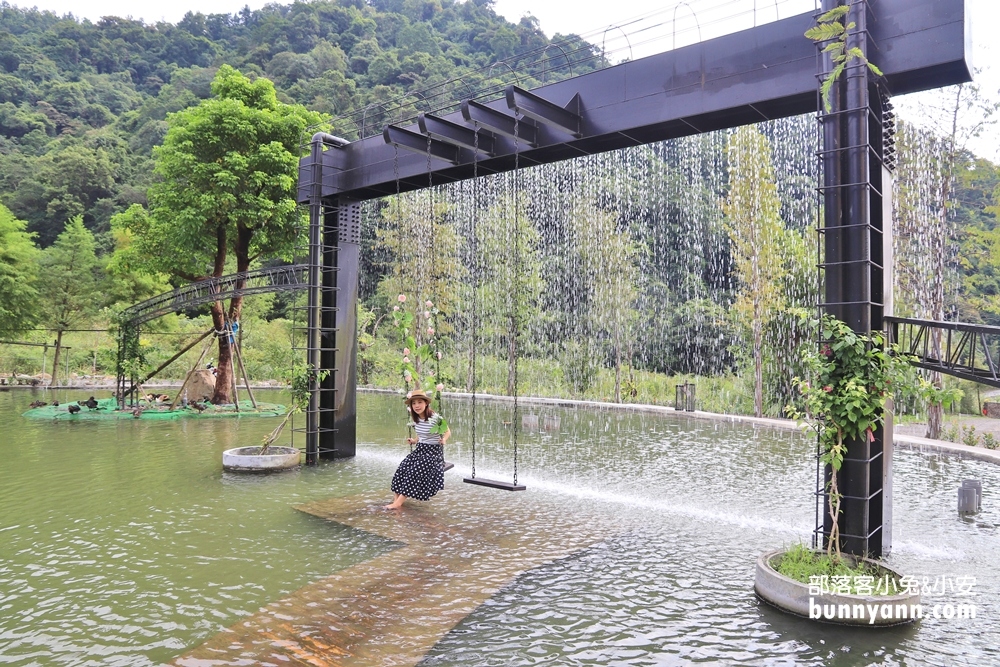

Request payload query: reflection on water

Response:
[1,389,998,666]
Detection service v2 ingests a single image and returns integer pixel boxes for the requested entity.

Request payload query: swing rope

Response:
[511,112,521,487]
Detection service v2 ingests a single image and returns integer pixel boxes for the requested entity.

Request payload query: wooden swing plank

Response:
[442,461,455,472]
[463,477,526,492]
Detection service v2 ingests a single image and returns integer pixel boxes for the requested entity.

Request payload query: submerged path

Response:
[170,484,617,667]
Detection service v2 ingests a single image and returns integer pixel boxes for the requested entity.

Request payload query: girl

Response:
[384,389,451,510]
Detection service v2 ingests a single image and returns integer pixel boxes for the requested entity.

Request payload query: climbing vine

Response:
[805,4,883,112]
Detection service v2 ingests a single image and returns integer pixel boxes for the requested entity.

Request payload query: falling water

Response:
[363,115,819,418]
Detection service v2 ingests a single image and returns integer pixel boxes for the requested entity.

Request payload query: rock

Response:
[984,402,1000,418]
[182,369,216,403]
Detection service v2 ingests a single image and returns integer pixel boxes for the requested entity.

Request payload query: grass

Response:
[775,543,901,595]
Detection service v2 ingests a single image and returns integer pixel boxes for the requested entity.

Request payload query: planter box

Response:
[223,446,301,472]
[754,548,920,626]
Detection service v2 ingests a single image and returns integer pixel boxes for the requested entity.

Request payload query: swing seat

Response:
[463,477,526,491]
[442,461,455,472]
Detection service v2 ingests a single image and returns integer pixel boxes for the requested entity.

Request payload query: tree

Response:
[476,191,544,395]
[38,216,100,386]
[895,83,998,438]
[723,125,787,418]
[568,196,640,402]
[111,65,323,404]
[0,203,39,336]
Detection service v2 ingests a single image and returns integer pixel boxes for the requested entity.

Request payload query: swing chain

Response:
[512,113,520,486]
[470,126,479,480]
[393,145,414,453]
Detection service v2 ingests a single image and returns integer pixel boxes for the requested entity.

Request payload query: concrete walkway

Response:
[170,484,618,667]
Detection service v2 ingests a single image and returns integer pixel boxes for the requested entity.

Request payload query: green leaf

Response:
[805,23,845,42]
[816,5,850,23]
[430,416,449,435]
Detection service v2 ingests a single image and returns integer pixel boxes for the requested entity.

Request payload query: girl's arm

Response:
[441,427,451,446]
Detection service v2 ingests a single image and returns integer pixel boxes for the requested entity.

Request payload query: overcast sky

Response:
[8,0,999,160]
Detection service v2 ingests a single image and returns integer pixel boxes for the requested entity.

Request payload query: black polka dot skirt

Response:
[391,442,445,501]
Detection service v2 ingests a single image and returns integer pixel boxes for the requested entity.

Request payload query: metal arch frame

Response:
[299,0,970,204]
[114,265,311,409]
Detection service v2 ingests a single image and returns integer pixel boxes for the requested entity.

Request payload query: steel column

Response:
[818,0,893,557]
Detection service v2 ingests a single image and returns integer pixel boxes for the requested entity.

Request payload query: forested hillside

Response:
[0,0,600,246]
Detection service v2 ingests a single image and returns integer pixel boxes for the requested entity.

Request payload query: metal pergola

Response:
[295,0,971,557]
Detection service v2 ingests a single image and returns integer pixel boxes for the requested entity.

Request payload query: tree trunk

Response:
[614,325,622,403]
[927,398,944,439]
[753,317,764,418]
[210,301,233,405]
[50,330,63,387]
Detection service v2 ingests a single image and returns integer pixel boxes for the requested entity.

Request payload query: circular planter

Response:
[222,446,301,472]
[754,548,920,626]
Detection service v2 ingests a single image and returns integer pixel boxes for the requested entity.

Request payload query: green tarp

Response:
[23,397,286,420]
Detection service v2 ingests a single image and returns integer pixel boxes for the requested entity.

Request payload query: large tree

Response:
[112,65,323,404]
[0,203,39,336]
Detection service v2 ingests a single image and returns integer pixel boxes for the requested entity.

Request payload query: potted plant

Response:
[222,364,324,472]
[755,315,923,624]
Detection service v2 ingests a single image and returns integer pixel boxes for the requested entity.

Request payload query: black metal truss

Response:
[298,0,970,204]
[886,316,1000,389]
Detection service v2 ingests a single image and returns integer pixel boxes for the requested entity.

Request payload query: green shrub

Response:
[776,543,898,595]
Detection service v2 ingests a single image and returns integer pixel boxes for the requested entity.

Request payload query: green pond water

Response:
[1,387,998,666]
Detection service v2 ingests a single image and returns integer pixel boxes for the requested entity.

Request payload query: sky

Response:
[8,0,1000,160]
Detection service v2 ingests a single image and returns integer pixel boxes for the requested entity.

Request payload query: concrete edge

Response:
[358,387,1000,466]
[754,549,921,626]
[222,446,301,471]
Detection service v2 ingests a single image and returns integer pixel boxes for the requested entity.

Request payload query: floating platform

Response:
[22,397,285,420]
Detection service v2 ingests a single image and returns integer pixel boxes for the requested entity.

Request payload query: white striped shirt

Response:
[411,413,444,444]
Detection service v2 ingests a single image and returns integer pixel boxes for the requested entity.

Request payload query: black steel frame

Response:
[295,0,970,557]
[886,316,1000,388]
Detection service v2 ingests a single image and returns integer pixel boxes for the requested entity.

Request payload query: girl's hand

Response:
[406,437,417,445]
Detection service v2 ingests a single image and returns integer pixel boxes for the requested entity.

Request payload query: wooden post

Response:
[231,337,258,409]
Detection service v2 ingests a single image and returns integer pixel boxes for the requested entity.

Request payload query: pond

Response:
[0,388,997,666]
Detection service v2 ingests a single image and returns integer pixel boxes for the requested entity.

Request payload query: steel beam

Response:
[418,113,498,155]
[298,0,970,203]
[461,99,539,145]
[505,86,582,137]
[383,124,460,164]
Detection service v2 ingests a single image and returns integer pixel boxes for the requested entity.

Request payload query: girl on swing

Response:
[384,389,451,510]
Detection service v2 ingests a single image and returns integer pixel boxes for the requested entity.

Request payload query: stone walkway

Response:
[170,484,618,667]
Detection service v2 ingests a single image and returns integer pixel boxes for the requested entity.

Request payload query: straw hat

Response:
[404,389,433,407]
